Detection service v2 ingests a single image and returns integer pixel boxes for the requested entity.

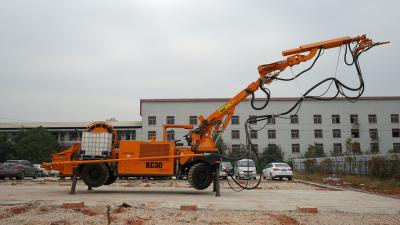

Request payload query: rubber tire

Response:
[288,176,292,181]
[104,174,118,185]
[81,164,109,188]
[16,172,25,180]
[188,163,213,190]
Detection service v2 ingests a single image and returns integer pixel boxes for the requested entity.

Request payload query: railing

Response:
[292,153,400,175]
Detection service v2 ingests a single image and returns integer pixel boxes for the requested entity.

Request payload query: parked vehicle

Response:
[262,162,292,180]
[33,164,45,177]
[220,161,233,179]
[234,159,257,180]
[0,160,38,180]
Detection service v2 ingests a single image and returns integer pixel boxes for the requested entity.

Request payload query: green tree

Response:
[345,138,362,155]
[0,133,16,162]
[216,138,228,155]
[304,144,326,158]
[259,144,284,169]
[14,127,59,163]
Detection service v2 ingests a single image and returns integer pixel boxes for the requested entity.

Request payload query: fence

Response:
[292,153,400,176]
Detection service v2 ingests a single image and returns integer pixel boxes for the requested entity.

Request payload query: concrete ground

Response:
[1,180,400,214]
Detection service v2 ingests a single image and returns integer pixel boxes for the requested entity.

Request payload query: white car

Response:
[234,159,257,180]
[263,162,292,180]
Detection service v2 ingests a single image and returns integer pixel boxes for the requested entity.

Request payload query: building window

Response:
[166,116,175,124]
[291,129,299,139]
[249,115,257,125]
[148,131,156,140]
[292,144,300,153]
[148,116,156,125]
[313,115,322,124]
[393,129,400,138]
[267,115,275,125]
[333,143,342,154]
[332,115,340,124]
[117,131,122,140]
[125,132,130,140]
[369,129,378,139]
[60,133,64,142]
[368,114,377,124]
[231,116,239,125]
[333,129,341,138]
[189,116,197,125]
[370,143,379,154]
[147,116,156,125]
[51,132,58,140]
[314,129,323,139]
[391,114,399,124]
[231,130,240,139]
[315,143,324,152]
[290,115,299,124]
[351,129,360,138]
[250,130,258,139]
[131,130,136,140]
[166,130,175,141]
[231,144,241,152]
[268,130,276,139]
[393,143,400,152]
[350,114,358,124]
[69,132,78,141]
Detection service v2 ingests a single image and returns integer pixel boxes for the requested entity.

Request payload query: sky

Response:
[0,0,398,122]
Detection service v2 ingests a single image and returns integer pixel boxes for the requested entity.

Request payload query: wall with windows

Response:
[140,97,400,159]
[0,121,142,146]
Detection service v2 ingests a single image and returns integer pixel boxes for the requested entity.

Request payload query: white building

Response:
[140,97,400,158]
[0,121,142,146]
[1,96,399,159]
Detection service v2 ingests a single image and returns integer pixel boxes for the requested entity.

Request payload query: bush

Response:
[304,144,325,158]
[304,159,317,173]
[319,158,333,174]
[260,144,284,169]
[368,156,400,179]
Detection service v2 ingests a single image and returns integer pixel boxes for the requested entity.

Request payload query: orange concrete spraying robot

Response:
[42,35,387,195]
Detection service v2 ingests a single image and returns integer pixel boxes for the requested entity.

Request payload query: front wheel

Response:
[81,163,110,188]
[188,163,212,190]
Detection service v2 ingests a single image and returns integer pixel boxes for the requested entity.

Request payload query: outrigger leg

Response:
[213,165,221,197]
[69,167,78,194]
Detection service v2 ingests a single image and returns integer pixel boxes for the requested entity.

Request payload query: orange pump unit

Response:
[42,35,387,194]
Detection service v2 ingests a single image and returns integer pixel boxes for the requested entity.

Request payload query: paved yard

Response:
[0,179,399,214]
[1,179,400,224]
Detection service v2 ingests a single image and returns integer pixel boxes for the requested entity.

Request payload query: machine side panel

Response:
[118,141,174,175]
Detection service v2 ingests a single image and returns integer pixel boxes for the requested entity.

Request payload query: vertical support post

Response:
[213,164,221,197]
[69,167,78,194]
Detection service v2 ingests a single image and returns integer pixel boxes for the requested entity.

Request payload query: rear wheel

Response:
[16,172,25,180]
[104,173,118,185]
[81,164,109,188]
[188,163,213,190]
[288,176,292,181]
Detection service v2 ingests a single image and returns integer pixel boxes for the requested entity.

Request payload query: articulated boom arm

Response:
[191,35,385,152]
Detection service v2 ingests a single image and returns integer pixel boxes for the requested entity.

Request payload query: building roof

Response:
[0,121,142,130]
[139,96,400,115]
